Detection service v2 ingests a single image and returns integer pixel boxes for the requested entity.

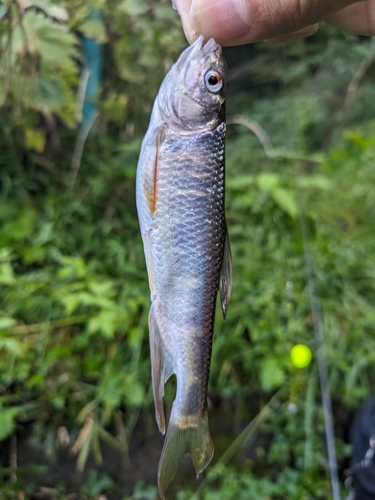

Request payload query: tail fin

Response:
[158,407,214,499]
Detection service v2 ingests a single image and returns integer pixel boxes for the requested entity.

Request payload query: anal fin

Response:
[219,229,232,319]
[149,302,173,435]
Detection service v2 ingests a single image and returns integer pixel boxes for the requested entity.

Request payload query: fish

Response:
[136,35,232,499]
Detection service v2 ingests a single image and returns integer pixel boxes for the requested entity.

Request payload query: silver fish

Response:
[136,35,232,498]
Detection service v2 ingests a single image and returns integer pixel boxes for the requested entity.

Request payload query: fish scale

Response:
[136,36,232,499]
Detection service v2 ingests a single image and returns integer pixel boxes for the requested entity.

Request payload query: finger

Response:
[174,0,361,46]
[172,0,198,42]
[326,1,375,35]
[264,23,320,42]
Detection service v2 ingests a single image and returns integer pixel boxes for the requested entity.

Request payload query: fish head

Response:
[158,36,226,131]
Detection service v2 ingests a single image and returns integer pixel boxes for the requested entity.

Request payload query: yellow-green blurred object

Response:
[290,344,312,369]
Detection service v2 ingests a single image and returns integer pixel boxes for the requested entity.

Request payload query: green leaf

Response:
[119,0,149,16]
[297,175,332,191]
[61,294,82,315]
[1,210,35,242]
[0,407,23,441]
[20,11,78,68]
[0,262,16,285]
[58,256,87,280]
[0,318,17,330]
[20,0,68,21]
[89,280,114,297]
[256,173,281,193]
[0,337,24,357]
[25,128,46,152]
[124,381,144,406]
[87,310,117,339]
[79,19,107,43]
[271,187,298,218]
[227,175,255,190]
[259,357,286,391]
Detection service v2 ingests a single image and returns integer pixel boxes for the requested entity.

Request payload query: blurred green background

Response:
[1,0,375,498]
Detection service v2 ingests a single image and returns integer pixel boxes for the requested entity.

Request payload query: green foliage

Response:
[0,468,115,500]
[127,463,335,500]
[0,0,79,134]
[0,404,23,441]
[1,1,375,497]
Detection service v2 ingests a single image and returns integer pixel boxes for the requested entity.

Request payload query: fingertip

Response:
[172,0,198,43]
[182,12,200,43]
[326,2,375,37]
[188,0,252,45]
[176,0,369,48]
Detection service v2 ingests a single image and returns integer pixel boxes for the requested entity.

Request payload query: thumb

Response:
[174,0,361,46]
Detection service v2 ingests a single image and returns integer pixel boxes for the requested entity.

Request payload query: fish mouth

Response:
[197,35,221,57]
[176,35,222,71]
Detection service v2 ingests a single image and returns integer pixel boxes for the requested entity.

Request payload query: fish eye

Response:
[204,70,223,93]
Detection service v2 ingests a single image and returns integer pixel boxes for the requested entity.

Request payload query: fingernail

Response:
[189,0,252,43]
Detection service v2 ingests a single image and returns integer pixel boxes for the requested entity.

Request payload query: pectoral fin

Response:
[142,228,155,295]
[219,230,232,319]
[141,126,165,215]
[149,302,174,435]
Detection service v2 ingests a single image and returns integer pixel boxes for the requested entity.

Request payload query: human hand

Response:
[172,0,375,46]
